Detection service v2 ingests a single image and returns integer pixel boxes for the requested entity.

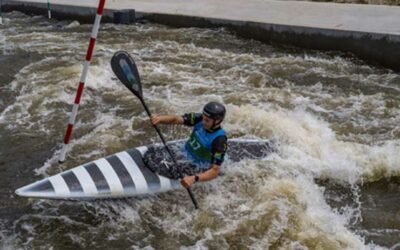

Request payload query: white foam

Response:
[3,15,399,249]
[225,104,400,184]
[65,20,80,29]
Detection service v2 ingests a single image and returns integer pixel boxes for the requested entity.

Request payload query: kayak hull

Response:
[15,139,275,200]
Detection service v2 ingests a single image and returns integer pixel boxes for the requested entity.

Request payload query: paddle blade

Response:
[111,51,143,99]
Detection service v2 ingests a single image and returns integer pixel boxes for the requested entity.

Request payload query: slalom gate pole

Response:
[47,0,51,19]
[0,0,3,25]
[59,0,106,163]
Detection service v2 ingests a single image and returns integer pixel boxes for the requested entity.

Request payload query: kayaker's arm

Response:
[181,135,227,187]
[150,114,184,125]
[198,164,220,181]
[181,164,220,188]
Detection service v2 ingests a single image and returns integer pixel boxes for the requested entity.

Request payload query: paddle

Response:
[111,50,199,209]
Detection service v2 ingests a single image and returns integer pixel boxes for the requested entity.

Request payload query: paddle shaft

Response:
[139,98,199,209]
[110,50,198,209]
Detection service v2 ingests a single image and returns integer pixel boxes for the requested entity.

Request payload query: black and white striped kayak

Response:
[15,139,275,200]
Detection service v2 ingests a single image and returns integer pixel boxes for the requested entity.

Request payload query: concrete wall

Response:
[147,13,400,71]
[1,1,115,22]
[2,0,400,71]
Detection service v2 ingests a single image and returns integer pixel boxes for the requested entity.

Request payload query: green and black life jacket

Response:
[185,121,226,167]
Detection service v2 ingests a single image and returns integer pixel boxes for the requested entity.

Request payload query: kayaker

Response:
[150,102,228,188]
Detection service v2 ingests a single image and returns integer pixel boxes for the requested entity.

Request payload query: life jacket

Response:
[184,121,226,167]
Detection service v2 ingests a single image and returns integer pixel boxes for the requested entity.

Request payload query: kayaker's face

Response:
[202,115,219,130]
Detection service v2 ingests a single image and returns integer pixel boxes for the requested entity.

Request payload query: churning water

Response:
[0,11,399,249]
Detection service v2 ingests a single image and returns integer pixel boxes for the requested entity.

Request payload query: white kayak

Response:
[15,139,275,200]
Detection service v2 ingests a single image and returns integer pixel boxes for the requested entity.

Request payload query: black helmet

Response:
[203,102,226,121]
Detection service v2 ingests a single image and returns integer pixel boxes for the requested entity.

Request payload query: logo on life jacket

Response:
[185,121,225,165]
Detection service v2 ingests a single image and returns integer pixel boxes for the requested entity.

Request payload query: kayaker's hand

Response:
[181,176,196,188]
[150,114,160,125]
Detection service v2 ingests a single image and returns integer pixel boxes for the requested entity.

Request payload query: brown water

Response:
[0,11,399,249]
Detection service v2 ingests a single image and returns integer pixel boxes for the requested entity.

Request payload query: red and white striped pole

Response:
[59,0,106,163]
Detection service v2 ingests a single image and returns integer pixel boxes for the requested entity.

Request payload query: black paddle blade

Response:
[111,51,143,99]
